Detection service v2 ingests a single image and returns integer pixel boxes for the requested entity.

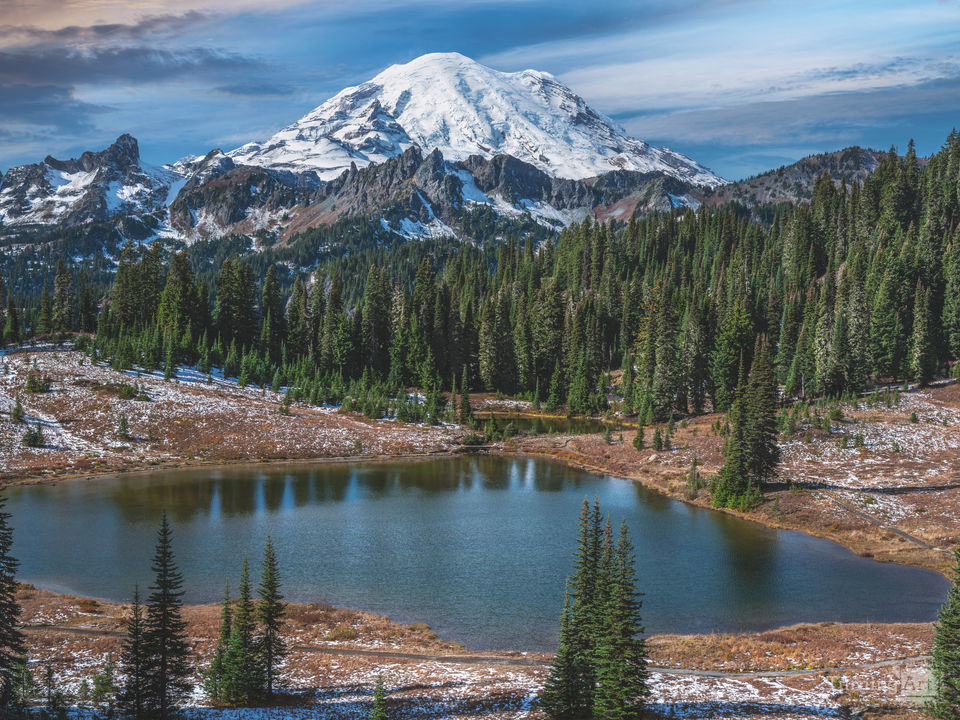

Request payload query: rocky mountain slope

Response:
[702,147,885,207]
[0,135,178,233]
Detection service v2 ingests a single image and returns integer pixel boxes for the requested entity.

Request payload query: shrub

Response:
[117,415,130,440]
[22,426,44,448]
[25,373,51,393]
[910,411,919,423]
[326,625,358,641]
[115,382,137,400]
[462,433,484,446]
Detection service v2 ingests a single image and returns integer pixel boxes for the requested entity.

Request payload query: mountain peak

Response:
[229,52,723,186]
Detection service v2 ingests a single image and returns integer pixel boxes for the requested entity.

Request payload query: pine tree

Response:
[546,360,565,412]
[37,280,53,335]
[118,414,131,440]
[51,259,73,335]
[543,498,601,718]
[223,556,262,704]
[539,587,582,720]
[743,341,780,484]
[370,674,389,720]
[10,397,23,424]
[632,424,644,451]
[3,293,19,346]
[118,587,149,720]
[0,495,23,709]
[651,426,663,451]
[543,502,647,720]
[204,582,232,703]
[143,513,191,719]
[910,283,937,386]
[929,543,960,720]
[458,369,473,426]
[257,535,286,698]
[592,521,649,720]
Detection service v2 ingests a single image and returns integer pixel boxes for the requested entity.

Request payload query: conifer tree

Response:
[592,521,649,720]
[743,340,780,484]
[0,495,23,709]
[204,582,232,703]
[257,536,286,698]
[37,280,53,335]
[118,587,149,720]
[370,674,389,720]
[929,543,960,720]
[458,369,473,426]
[3,293,18,346]
[542,498,601,718]
[540,585,583,720]
[910,283,937,386]
[143,513,191,719]
[651,426,663,451]
[51,259,73,335]
[223,556,261,704]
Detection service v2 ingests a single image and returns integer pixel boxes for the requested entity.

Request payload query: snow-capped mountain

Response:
[0,134,180,231]
[229,52,723,186]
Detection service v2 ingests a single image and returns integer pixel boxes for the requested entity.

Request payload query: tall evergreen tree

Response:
[592,521,649,720]
[257,536,286,698]
[143,513,191,719]
[0,495,23,709]
[223,557,261,704]
[118,587,149,720]
[51,259,73,334]
[204,582,232,703]
[370,674,389,720]
[930,543,960,720]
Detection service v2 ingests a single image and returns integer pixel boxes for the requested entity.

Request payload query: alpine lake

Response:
[8,456,948,651]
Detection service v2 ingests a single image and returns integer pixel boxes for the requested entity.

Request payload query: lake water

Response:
[7,457,949,650]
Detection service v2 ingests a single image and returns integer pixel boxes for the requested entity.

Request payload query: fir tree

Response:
[37,280,53,335]
[223,556,261,704]
[118,587,149,720]
[204,582,232,703]
[543,498,602,718]
[370,674,389,720]
[3,293,19,346]
[929,543,960,720]
[592,521,649,720]
[51,259,73,335]
[10,397,23,424]
[0,495,23,709]
[632,424,644,451]
[257,536,286,698]
[651,426,663,451]
[143,513,191,719]
[539,587,582,720]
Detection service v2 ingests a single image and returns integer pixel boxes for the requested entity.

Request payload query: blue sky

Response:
[1,0,959,180]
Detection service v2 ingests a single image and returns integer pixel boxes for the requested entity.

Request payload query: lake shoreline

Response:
[4,438,954,581]
[19,584,935,718]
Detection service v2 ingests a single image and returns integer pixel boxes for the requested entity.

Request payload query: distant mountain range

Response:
[0,53,890,247]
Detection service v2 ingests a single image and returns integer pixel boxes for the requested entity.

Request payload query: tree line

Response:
[3,132,960,506]
[4,133,955,416]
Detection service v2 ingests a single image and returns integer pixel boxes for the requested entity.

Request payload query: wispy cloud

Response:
[1,0,959,177]
[0,11,213,48]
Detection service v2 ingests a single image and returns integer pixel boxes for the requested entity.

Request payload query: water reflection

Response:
[5,457,950,651]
